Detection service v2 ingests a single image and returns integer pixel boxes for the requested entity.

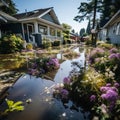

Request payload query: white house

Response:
[1,7,63,47]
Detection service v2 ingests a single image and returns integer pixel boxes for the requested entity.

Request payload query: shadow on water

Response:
[0,47,91,120]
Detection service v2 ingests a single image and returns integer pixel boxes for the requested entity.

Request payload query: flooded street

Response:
[0,47,90,120]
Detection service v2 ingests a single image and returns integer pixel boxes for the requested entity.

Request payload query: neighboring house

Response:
[0,11,17,37]
[1,7,63,47]
[99,10,120,44]
[70,32,80,43]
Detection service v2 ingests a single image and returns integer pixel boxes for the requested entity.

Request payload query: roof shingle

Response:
[13,7,52,19]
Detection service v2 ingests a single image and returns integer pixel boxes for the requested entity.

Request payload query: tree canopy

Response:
[0,0,18,15]
[74,0,120,27]
[62,23,71,41]
[79,28,85,36]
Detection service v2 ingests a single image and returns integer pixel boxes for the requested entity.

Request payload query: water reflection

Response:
[0,47,90,120]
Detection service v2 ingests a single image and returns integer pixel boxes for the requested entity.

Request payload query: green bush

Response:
[67,39,72,44]
[85,38,92,45]
[0,34,23,54]
[26,43,33,50]
[42,38,51,48]
[52,40,61,46]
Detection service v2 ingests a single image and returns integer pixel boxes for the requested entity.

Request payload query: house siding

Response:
[106,23,120,44]
[99,11,120,45]
[42,13,57,24]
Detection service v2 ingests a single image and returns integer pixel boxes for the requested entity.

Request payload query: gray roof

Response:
[103,10,120,28]
[13,7,52,19]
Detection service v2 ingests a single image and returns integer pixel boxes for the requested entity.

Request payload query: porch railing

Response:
[41,35,63,42]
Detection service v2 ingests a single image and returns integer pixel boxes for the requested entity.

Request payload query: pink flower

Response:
[90,95,96,102]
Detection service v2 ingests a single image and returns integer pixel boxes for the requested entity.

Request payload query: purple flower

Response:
[106,83,111,87]
[109,48,118,53]
[90,95,96,102]
[116,53,120,59]
[108,53,118,59]
[49,58,60,68]
[100,86,110,92]
[101,94,107,100]
[60,89,69,99]
[114,82,120,88]
[63,77,71,84]
[111,87,118,92]
[105,89,118,101]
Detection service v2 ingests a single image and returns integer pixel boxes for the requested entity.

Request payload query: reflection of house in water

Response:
[1,7,63,47]
[99,10,120,45]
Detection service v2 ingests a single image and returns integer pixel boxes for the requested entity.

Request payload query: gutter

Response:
[18,17,63,29]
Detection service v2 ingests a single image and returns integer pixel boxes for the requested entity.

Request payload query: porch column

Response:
[34,21,38,33]
[60,30,63,38]
[21,23,25,39]
[55,29,57,37]
[47,26,50,36]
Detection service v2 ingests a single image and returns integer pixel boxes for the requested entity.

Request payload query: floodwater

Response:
[0,47,90,120]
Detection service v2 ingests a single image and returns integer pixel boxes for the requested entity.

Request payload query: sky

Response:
[13,0,88,33]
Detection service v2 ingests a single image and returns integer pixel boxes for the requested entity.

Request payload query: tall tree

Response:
[74,0,103,24]
[62,23,71,42]
[74,0,120,27]
[71,29,75,33]
[86,18,91,35]
[0,0,18,15]
[79,28,85,36]
[100,0,120,27]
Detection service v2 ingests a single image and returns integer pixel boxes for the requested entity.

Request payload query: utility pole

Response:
[91,0,97,47]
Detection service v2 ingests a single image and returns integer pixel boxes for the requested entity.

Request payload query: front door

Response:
[27,24,34,42]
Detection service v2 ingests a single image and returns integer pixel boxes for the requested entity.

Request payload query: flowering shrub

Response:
[91,83,120,119]
[0,34,24,54]
[26,43,33,50]
[88,46,120,82]
[28,57,60,77]
[53,45,120,119]
[88,47,105,64]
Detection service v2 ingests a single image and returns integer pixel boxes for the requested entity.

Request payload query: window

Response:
[50,27,55,36]
[113,24,117,34]
[38,25,47,35]
[57,30,61,37]
[116,22,120,35]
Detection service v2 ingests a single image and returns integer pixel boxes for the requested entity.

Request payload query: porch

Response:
[22,20,63,47]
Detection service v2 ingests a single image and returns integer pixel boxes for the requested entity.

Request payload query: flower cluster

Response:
[88,47,105,64]
[100,83,119,111]
[47,58,60,68]
[28,57,60,77]
[109,48,118,53]
[53,83,69,99]
[108,53,120,59]
[63,77,71,85]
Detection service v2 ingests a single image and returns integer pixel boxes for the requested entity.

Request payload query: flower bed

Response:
[53,44,120,119]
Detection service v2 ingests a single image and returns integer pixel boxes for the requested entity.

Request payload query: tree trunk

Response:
[91,0,97,47]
